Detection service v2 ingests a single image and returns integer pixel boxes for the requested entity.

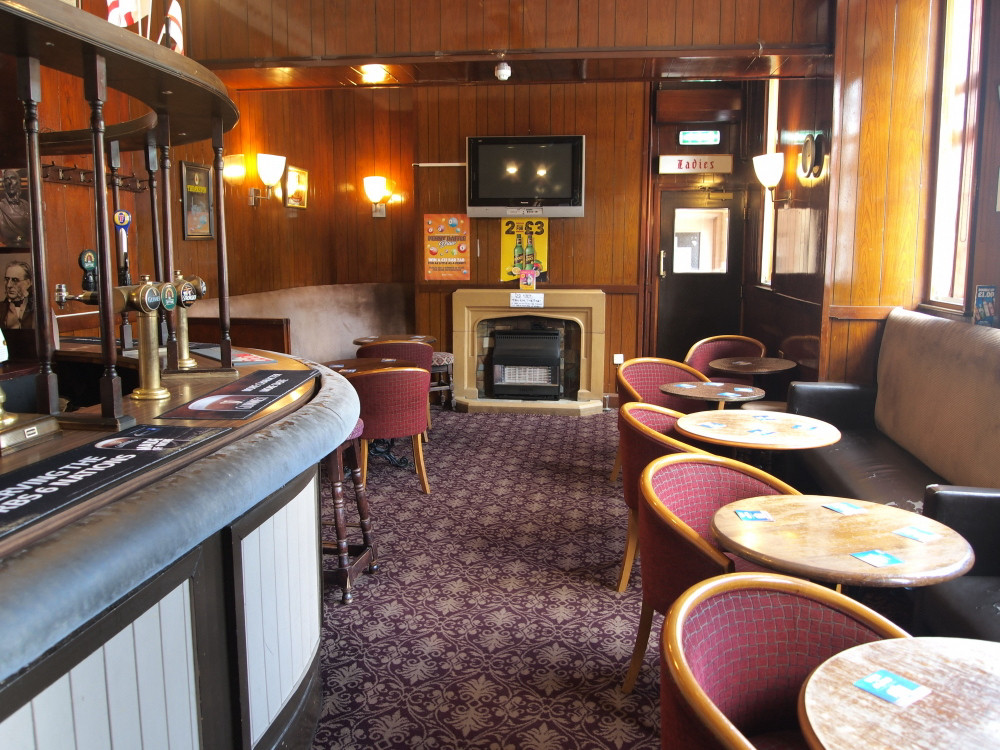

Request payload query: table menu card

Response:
[854,669,931,707]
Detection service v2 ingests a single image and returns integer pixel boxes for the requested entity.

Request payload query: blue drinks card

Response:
[734,387,754,393]
[674,383,697,388]
[734,509,774,522]
[720,392,740,398]
[893,526,939,543]
[823,501,865,515]
[704,382,723,386]
[854,669,931,707]
[697,422,725,429]
[851,550,903,567]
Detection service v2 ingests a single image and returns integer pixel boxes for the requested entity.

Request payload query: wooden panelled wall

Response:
[188,0,831,61]
[823,0,939,383]
[410,83,649,392]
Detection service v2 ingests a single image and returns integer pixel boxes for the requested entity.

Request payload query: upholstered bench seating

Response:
[787,307,1000,642]
[188,282,414,364]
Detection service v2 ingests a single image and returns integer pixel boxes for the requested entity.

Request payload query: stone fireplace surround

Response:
[452,289,606,415]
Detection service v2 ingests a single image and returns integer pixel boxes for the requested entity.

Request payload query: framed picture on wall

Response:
[0,251,36,332]
[0,168,31,248]
[284,165,308,209]
[181,162,214,240]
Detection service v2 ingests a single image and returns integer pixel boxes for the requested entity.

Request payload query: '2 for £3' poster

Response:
[424,214,470,280]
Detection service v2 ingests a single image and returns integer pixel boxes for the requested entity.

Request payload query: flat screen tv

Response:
[467,135,585,217]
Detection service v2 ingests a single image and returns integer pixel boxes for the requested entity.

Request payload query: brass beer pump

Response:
[54,275,174,400]
[173,270,207,370]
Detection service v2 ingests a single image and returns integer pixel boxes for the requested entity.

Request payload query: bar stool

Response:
[322,418,378,603]
[429,350,454,408]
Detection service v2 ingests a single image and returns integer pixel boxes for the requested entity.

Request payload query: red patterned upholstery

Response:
[347,417,364,440]
[615,403,706,593]
[356,340,434,371]
[661,573,910,749]
[683,335,766,386]
[611,357,721,483]
[617,358,719,413]
[348,367,432,493]
[622,453,798,693]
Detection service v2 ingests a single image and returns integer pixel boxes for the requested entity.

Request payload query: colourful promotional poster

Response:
[424,214,470,280]
[500,218,548,285]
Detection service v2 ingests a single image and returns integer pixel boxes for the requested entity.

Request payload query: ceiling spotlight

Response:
[495,61,511,81]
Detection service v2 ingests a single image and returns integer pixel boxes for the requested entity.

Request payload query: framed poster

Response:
[0,168,31,248]
[284,165,308,208]
[423,214,470,281]
[0,251,36,331]
[181,161,214,240]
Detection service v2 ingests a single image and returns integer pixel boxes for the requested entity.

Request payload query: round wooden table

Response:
[660,381,766,404]
[675,410,841,451]
[323,357,418,375]
[352,334,437,345]
[799,637,1000,749]
[709,356,796,376]
[711,494,975,587]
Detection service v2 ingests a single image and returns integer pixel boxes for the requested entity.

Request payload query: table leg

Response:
[369,438,410,469]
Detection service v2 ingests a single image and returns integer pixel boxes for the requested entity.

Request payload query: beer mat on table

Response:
[157,369,318,420]
[189,346,278,365]
[0,425,229,542]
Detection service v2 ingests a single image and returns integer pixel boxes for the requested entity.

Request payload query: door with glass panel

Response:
[655,191,745,360]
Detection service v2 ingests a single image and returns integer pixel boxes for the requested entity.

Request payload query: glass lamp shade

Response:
[363,176,390,204]
[752,153,785,189]
[256,154,286,188]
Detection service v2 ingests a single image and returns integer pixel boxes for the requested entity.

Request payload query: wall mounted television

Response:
[466,135,585,217]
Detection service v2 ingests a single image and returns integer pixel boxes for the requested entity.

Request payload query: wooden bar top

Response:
[0,347,323,558]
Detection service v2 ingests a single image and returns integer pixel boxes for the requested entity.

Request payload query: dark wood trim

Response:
[827,305,897,320]
[188,316,292,355]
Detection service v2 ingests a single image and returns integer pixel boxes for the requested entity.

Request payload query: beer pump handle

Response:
[79,249,98,292]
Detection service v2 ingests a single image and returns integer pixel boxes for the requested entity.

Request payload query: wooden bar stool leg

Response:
[322,438,378,604]
[344,438,378,574]
[324,445,351,571]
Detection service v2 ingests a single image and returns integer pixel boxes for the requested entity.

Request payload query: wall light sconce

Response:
[752,152,792,204]
[249,153,286,206]
[363,175,392,217]
[495,61,511,81]
[222,154,246,185]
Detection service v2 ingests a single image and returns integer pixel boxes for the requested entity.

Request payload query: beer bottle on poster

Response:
[524,231,536,270]
[512,232,525,271]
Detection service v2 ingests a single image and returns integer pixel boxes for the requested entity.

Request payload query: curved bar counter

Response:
[0,5,355,747]
[0,360,359,748]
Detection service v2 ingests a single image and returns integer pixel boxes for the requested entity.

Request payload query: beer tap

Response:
[173,270,207,369]
[55,275,172,400]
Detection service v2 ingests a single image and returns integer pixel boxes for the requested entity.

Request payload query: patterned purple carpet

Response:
[314,409,662,749]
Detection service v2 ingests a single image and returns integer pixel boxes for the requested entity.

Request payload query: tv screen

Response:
[467,135,584,217]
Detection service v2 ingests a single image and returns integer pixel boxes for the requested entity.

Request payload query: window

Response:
[927,0,982,308]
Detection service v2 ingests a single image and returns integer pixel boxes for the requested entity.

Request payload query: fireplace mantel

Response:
[452,289,605,414]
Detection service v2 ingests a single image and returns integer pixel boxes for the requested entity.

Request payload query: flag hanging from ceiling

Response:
[107,0,139,27]
[156,0,185,55]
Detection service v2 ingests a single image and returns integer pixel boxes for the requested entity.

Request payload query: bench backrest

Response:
[875,308,1000,488]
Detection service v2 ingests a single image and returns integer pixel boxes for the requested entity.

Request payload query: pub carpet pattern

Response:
[313,409,662,749]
